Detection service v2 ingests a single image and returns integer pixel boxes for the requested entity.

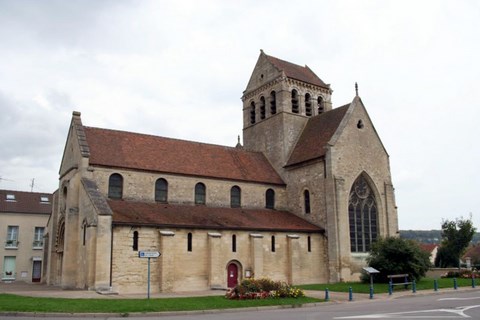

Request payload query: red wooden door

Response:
[227,263,238,288]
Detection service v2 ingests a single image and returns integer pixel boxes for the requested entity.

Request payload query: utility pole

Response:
[30,178,35,192]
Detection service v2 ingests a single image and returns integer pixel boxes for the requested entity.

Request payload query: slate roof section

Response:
[81,178,113,216]
[0,189,52,214]
[84,127,285,185]
[286,104,350,167]
[264,53,329,89]
[109,200,324,233]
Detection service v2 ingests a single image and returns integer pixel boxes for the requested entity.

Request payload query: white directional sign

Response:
[138,251,161,258]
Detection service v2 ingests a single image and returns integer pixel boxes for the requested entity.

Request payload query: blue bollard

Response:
[388,282,392,295]
[454,277,458,290]
[325,288,329,301]
[412,280,416,293]
[349,287,353,301]
[369,285,374,299]
[472,274,476,288]
[434,279,438,292]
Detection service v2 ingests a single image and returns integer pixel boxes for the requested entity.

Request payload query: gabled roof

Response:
[84,127,285,185]
[264,53,329,89]
[109,200,324,233]
[0,189,52,214]
[286,104,350,167]
[419,243,438,253]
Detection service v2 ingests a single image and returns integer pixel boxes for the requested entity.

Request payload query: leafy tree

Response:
[435,217,477,267]
[366,237,432,282]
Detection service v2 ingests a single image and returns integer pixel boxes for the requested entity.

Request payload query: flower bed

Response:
[225,278,305,300]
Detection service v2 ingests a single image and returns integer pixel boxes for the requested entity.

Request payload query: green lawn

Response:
[298,277,477,294]
[0,294,320,314]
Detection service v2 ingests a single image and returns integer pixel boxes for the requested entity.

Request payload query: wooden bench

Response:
[388,274,411,290]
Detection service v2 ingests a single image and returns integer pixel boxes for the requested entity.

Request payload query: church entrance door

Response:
[227,263,238,288]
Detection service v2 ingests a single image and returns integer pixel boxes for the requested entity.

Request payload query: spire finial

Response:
[355,82,359,96]
[235,135,243,148]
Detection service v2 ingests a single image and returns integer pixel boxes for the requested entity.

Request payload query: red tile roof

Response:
[286,105,350,167]
[419,243,438,253]
[109,200,323,233]
[264,54,329,88]
[84,127,285,185]
[0,189,52,214]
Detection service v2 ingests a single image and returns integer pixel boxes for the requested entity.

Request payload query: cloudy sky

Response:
[0,0,479,230]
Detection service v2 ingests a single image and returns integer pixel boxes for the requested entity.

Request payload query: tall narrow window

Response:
[317,96,324,114]
[6,226,19,247]
[155,178,168,202]
[270,91,277,115]
[265,188,275,209]
[33,227,44,248]
[260,96,266,120]
[349,175,378,252]
[187,232,193,252]
[250,101,256,124]
[133,231,139,251]
[291,89,299,113]
[305,93,312,116]
[108,173,123,199]
[195,183,206,205]
[82,224,86,246]
[230,186,241,208]
[232,234,237,252]
[271,235,276,252]
[307,236,311,252]
[304,190,311,214]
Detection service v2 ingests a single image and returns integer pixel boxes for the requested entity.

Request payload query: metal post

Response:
[434,279,438,292]
[388,280,393,295]
[325,288,329,301]
[369,285,374,299]
[412,280,416,293]
[472,273,476,288]
[147,257,151,299]
[348,287,353,301]
[454,277,457,290]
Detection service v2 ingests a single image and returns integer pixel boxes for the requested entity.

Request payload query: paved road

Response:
[1,282,479,319]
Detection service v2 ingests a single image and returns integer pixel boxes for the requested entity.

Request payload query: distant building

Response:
[419,243,439,265]
[0,189,51,282]
[45,51,398,293]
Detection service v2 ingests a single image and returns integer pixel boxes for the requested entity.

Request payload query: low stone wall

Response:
[426,268,466,278]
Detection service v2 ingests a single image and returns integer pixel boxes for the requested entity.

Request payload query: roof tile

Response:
[0,189,52,214]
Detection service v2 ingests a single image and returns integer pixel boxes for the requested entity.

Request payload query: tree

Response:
[366,237,432,282]
[435,217,477,268]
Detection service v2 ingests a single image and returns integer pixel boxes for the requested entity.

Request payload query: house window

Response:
[187,232,193,252]
[250,101,256,124]
[260,96,266,120]
[155,178,168,203]
[5,194,15,201]
[40,196,50,203]
[108,173,123,199]
[270,91,277,115]
[195,183,206,205]
[230,186,241,208]
[6,226,19,247]
[232,234,237,252]
[304,190,311,214]
[307,236,311,252]
[265,188,275,209]
[305,93,312,116]
[291,89,299,113]
[33,227,44,248]
[133,231,139,251]
[349,175,378,252]
[317,96,324,114]
[271,235,276,252]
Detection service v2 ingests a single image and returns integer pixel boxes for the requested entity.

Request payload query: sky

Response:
[0,0,479,230]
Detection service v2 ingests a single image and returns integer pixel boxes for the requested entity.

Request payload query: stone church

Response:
[44,51,398,293]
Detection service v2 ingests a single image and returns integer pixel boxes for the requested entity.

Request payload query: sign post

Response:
[138,251,161,299]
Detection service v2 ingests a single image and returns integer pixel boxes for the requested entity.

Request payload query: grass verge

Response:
[0,294,320,313]
[297,277,477,294]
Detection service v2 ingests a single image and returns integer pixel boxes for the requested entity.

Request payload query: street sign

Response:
[138,251,161,258]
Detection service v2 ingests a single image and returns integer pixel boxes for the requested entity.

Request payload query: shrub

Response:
[225,278,304,300]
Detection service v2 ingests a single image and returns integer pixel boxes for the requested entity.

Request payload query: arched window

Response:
[317,96,324,114]
[270,91,277,115]
[155,178,168,203]
[230,186,241,208]
[349,175,378,252]
[291,89,299,113]
[265,188,275,209]
[195,183,206,205]
[304,190,311,214]
[271,235,276,252]
[232,234,237,252]
[305,93,312,116]
[187,232,193,252]
[250,101,256,124]
[133,231,139,251]
[108,173,123,199]
[260,96,266,120]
